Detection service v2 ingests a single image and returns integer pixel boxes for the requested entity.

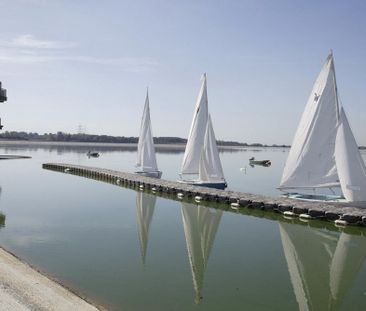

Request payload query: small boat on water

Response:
[279,52,366,207]
[135,90,162,179]
[179,74,227,189]
[87,151,99,158]
[249,157,271,167]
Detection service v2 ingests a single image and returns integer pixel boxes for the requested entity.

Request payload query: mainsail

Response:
[181,74,209,175]
[199,115,225,182]
[335,107,366,202]
[136,91,159,172]
[280,54,340,189]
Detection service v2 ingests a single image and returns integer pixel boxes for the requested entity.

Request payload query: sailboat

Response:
[279,53,366,206]
[179,74,227,189]
[135,90,162,178]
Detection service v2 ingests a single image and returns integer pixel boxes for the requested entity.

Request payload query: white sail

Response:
[181,74,209,175]
[335,107,366,203]
[136,91,159,172]
[136,192,156,264]
[181,202,222,303]
[280,54,340,189]
[199,115,225,182]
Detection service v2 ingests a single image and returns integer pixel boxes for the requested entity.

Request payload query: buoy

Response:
[177,193,184,199]
[335,219,348,227]
[151,187,157,192]
[231,202,240,210]
[116,179,121,184]
[195,196,202,202]
[299,214,312,220]
[139,184,144,189]
[283,211,296,217]
[64,168,71,173]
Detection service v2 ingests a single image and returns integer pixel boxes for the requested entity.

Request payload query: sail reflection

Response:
[279,222,366,310]
[136,192,156,264]
[181,202,222,303]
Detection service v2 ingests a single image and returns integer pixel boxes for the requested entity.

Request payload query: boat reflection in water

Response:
[279,222,366,310]
[181,202,222,303]
[0,186,5,227]
[136,192,156,264]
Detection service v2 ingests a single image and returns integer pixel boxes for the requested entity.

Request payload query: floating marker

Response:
[195,196,202,202]
[335,219,348,227]
[177,193,184,199]
[64,168,71,173]
[116,179,121,184]
[139,184,144,189]
[283,211,296,217]
[299,214,312,220]
[231,202,240,210]
[151,187,157,192]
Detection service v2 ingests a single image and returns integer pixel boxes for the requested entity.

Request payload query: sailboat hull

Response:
[135,170,162,179]
[178,179,227,190]
[283,193,366,207]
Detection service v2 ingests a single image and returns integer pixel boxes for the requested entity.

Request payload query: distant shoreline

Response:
[0,140,291,149]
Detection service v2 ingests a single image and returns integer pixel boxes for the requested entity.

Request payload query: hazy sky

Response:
[1,0,366,145]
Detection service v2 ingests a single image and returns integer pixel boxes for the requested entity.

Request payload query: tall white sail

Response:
[335,107,366,203]
[136,91,159,172]
[136,192,156,264]
[199,115,225,182]
[181,202,222,303]
[280,54,340,189]
[181,74,209,175]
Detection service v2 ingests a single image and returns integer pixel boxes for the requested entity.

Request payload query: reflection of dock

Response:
[43,163,366,226]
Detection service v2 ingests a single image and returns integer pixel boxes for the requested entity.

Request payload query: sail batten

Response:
[136,91,159,172]
[280,54,340,190]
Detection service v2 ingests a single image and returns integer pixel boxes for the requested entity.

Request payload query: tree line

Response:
[0,131,290,147]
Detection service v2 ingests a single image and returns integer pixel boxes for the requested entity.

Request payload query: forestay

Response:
[280,54,340,189]
[181,74,209,175]
[199,115,225,182]
[136,92,159,172]
[335,108,366,202]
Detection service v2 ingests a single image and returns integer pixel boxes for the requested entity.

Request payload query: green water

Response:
[0,143,365,310]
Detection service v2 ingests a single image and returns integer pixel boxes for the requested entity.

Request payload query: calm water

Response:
[0,143,366,311]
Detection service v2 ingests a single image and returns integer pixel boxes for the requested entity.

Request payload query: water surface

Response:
[0,143,365,310]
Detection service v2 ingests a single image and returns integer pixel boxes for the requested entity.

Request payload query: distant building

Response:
[0,82,7,103]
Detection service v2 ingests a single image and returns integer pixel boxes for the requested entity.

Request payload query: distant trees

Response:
[0,131,293,147]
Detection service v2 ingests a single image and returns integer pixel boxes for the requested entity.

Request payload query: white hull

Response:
[282,192,366,207]
[178,179,227,190]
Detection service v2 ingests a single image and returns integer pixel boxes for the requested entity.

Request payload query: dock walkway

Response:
[43,163,366,227]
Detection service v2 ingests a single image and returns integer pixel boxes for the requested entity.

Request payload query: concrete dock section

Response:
[43,163,366,227]
[0,247,102,311]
